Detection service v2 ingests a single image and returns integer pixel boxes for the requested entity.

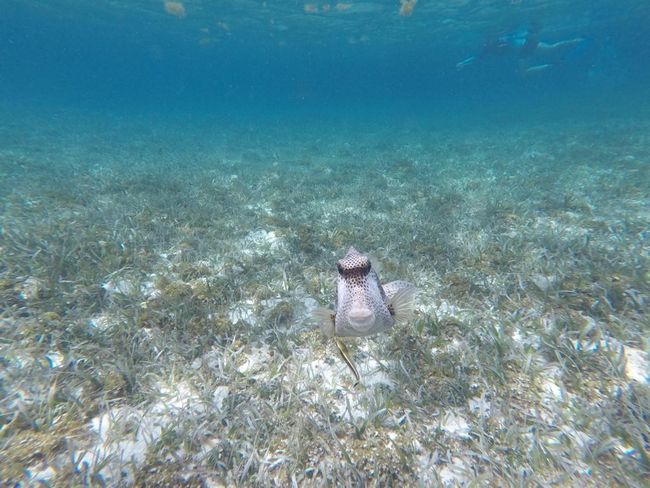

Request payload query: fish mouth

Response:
[347,307,375,330]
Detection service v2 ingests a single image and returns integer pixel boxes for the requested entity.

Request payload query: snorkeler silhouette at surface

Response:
[456,23,585,75]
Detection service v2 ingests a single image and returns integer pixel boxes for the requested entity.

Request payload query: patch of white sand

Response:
[439,411,471,440]
[623,346,649,383]
[78,379,207,484]
[228,299,257,325]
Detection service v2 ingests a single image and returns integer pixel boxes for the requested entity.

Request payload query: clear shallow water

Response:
[3,0,650,117]
[1,1,649,487]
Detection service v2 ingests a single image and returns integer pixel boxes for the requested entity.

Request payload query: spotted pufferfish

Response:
[313,247,418,385]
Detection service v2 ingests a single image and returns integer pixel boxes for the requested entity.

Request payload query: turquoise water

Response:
[3,0,650,117]
[1,1,649,486]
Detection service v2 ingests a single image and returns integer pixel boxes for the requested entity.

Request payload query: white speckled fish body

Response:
[333,247,414,337]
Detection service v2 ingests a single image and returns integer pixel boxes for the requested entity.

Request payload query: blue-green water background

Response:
[3,0,649,124]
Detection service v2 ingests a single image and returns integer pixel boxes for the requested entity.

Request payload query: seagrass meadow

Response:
[0,107,648,486]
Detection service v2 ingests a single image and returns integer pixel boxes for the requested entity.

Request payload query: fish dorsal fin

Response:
[367,254,383,276]
[383,280,411,300]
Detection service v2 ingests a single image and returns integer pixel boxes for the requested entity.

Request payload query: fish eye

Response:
[337,263,345,275]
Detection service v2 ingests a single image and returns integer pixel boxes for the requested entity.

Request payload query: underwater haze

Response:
[3,0,650,118]
[1,1,649,487]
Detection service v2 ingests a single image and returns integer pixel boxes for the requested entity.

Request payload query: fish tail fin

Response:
[336,338,360,387]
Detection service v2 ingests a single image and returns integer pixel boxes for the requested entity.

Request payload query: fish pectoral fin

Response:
[313,307,336,337]
[335,338,360,387]
[388,285,418,324]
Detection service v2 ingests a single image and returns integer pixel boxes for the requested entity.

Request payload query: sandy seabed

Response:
[0,110,648,486]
